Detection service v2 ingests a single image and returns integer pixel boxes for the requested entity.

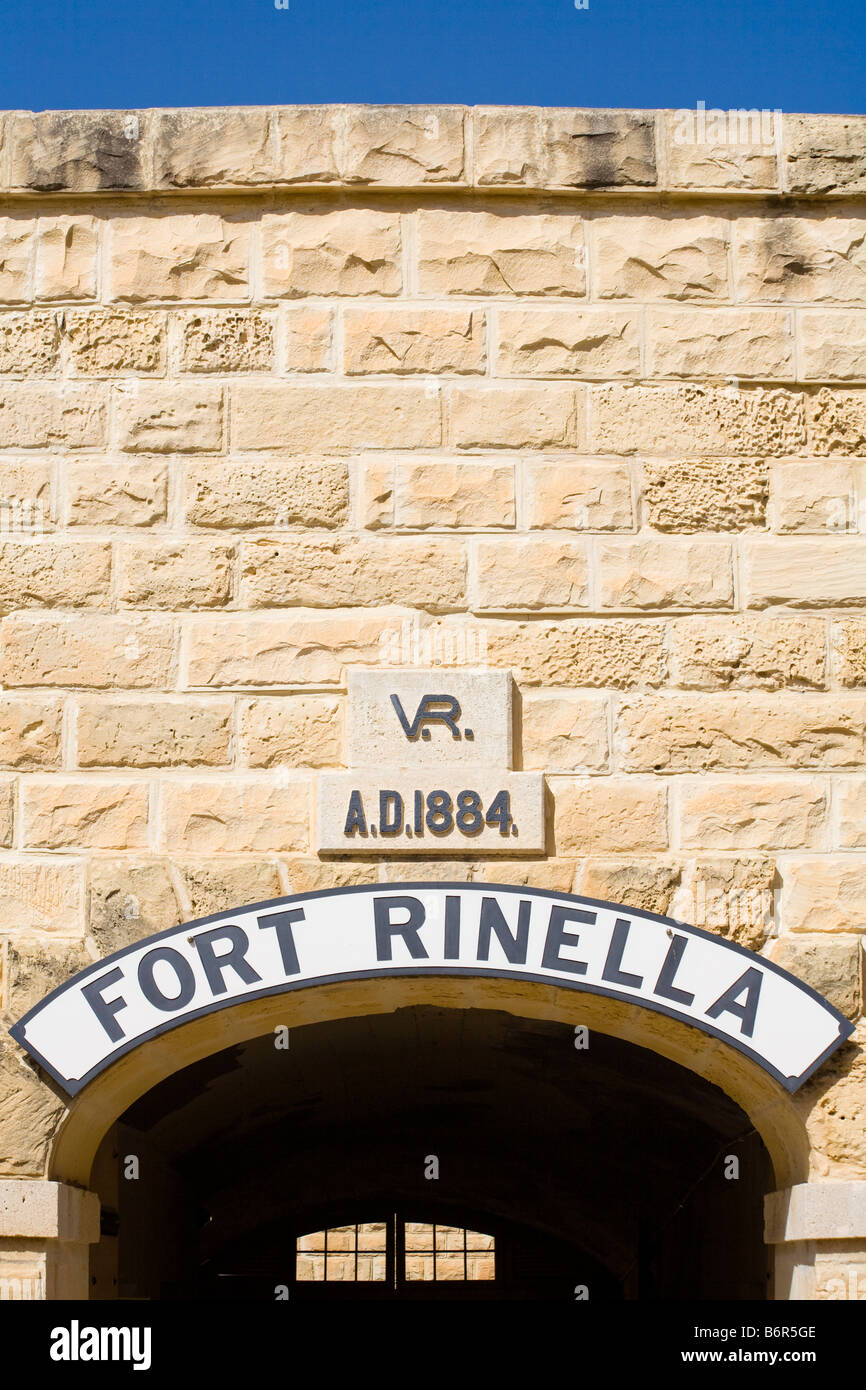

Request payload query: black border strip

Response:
[8,882,855,1097]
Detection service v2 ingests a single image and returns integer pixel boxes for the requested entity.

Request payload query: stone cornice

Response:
[0,105,864,199]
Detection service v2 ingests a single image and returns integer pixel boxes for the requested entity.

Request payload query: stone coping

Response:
[0,106,863,198]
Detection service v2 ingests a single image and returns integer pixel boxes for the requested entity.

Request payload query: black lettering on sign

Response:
[374,895,429,961]
[654,934,695,1007]
[81,967,128,1042]
[379,790,404,836]
[258,909,305,977]
[541,905,591,976]
[706,967,763,1037]
[390,693,462,742]
[138,947,196,1013]
[194,926,261,996]
[443,895,461,960]
[477,896,531,964]
[602,918,644,990]
[344,790,367,836]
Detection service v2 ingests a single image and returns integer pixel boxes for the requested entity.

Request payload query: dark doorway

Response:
[90,1006,773,1300]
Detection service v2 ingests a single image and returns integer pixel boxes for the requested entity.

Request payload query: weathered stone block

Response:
[0,219,33,303]
[485,619,666,687]
[34,216,98,301]
[784,114,866,194]
[669,615,826,690]
[664,112,777,190]
[184,456,348,529]
[186,611,404,687]
[261,209,401,298]
[645,308,794,379]
[591,384,806,456]
[67,460,168,527]
[0,860,84,935]
[543,109,656,187]
[472,108,545,187]
[241,696,343,769]
[595,215,730,301]
[342,106,465,184]
[799,311,866,381]
[520,692,609,771]
[275,107,340,183]
[231,383,440,451]
[525,459,633,531]
[769,935,862,1019]
[0,614,174,688]
[735,217,866,304]
[178,859,283,918]
[643,457,768,531]
[4,941,92,1019]
[474,537,589,610]
[553,778,668,852]
[0,313,60,375]
[88,858,180,955]
[781,859,866,932]
[599,537,734,609]
[178,309,274,373]
[496,307,640,377]
[771,460,857,532]
[576,858,681,916]
[114,383,223,452]
[77,697,232,768]
[417,209,586,297]
[117,540,234,608]
[678,778,827,850]
[0,697,62,768]
[161,778,311,852]
[9,111,147,191]
[241,536,465,611]
[284,858,379,893]
[22,779,150,849]
[833,619,866,687]
[837,779,866,849]
[0,778,13,846]
[344,309,484,375]
[676,857,776,951]
[65,309,165,375]
[0,1041,68,1176]
[0,385,106,449]
[0,540,111,612]
[450,386,579,449]
[807,388,866,455]
[389,458,515,529]
[154,107,275,187]
[282,306,332,372]
[743,537,866,607]
[108,214,250,302]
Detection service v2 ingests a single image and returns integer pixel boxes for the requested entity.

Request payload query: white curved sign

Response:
[10,883,853,1096]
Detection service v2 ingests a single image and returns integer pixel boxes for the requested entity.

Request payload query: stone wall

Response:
[0,106,864,1206]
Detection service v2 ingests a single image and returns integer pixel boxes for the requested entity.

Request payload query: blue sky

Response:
[0,0,863,114]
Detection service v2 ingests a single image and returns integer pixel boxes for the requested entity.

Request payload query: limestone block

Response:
[22,779,150,850]
[87,858,180,955]
[261,209,401,298]
[317,770,544,853]
[0,779,13,846]
[160,778,311,852]
[417,210,586,297]
[65,309,165,375]
[781,859,866,932]
[552,778,668,853]
[34,216,98,302]
[117,539,234,608]
[66,460,168,527]
[0,461,51,524]
[645,308,794,379]
[764,1181,866,1243]
[542,109,656,188]
[346,669,511,770]
[0,1042,68,1176]
[154,107,275,187]
[0,697,62,768]
[769,936,862,1019]
[664,113,777,190]
[525,459,633,531]
[677,857,776,951]
[642,457,768,531]
[283,306,332,372]
[391,459,515,529]
[231,383,440,451]
[0,385,106,449]
[241,536,465,611]
[284,858,379,893]
[485,619,666,687]
[771,460,857,533]
[599,537,734,609]
[802,1040,866,1176]
[0,614,174,688]
[275,107,340,183]
[799,311,866,382]
[358,458,395,529]
[344,308,484,375]
[575,859,681,916]
[496,307,640,378]
[450,387,579,449]
[472,108,545,187]
[617,694,866,771]
[342,106,465,184]
[0,861,84,935]
[178,309,274,373]
[0,312,60,375]
[108,214,250,302]
[837,779,866,848]
[520,692,609,771]
[735,217,866,304]
[9,110,148,190]
[114,382,223,453]
[591,385,806,456]
[241,695,343,769]
[807,388,866,455]
[470,860,575,891]
[4,941,92,1019]
[784,114,866,194]
[177,859,283,918]
[474,536,589,610]
[594,215,730,301]
[678,778,827,850]
[0,219,33,303]
[0,1181,99,1243]
[186,611,401,687]
[184,456,348,529]
[833,619,866,687]
[669,615,826,690]
[77,697,232,768]
[0,541,111,612]
[743,538,866,607]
